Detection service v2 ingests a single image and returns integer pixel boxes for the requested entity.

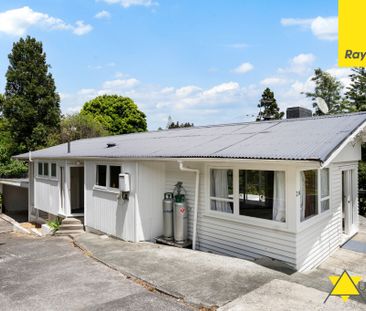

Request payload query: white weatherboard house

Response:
[15,111,366,271]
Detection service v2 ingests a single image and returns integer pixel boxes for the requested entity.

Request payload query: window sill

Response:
[35,176,58,182]
[93,185,120,195]
[203,210,289,231]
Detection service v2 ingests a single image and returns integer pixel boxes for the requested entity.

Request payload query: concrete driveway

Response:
[0,230,191,311]
[73,216,366,310]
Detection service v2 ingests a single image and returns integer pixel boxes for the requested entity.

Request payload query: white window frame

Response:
[36,161,58,180]
[206,164,287,230]
[93,163,122,193]
[50,162,58,179]
[209,168,235,214]
[320,168,330,213]
[300,168,331,224]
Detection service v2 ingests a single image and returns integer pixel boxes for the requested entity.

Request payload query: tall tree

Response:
[304,68,346,115]
[256,88,284,121]
[345,68,366,111]
[47,113,108,146]
[1,36,61,153]
[81,95,147,135]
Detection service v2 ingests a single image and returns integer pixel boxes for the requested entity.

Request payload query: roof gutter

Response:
[178,161,200,250]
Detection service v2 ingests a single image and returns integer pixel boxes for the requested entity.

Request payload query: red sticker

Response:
[179,207,186,215]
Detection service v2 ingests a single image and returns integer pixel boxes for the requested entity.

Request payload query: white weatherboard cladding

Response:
[164,161,298,267]
[136,161,166,241]
[296,162,359,271]
[84,161,136,241]
[34,177,59,216]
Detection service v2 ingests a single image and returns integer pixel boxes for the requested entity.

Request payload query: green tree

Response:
[1,36,61,154]
[81,95,147,135]
[47,113,108,146]
[168,121,194,129]
[345,68,366,111]
[304,68,348,115]
[256,88,284,121]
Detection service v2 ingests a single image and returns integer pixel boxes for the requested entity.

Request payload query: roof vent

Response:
[286,107,312,119]
[106,143,116,148]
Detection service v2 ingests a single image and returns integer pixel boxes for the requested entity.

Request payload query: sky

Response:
[0,0,349,130]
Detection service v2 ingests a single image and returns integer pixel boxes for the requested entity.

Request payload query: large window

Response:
[209,168,286,222]
[210,169,233,213]
[239,170,285,222]
[96,165,107,187]
[300,168,329,222]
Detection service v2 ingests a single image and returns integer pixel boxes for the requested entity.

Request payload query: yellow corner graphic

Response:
[326,271,362,302]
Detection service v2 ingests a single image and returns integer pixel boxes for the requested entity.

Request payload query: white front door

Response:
[342,169,357,236]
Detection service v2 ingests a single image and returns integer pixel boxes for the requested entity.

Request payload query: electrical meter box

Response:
[119,173,130,192]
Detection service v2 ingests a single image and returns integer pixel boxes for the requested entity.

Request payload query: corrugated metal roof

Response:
[14,112,366,162]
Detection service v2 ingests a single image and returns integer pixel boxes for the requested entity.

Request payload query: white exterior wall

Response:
[34,173,60,216]
[135,161,166,241]
[84,160,166,242]
[84,160,136,241]
[164,161,299,267]
[295,141,361,271]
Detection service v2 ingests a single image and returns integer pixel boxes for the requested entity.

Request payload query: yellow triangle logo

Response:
[328,271,362,302]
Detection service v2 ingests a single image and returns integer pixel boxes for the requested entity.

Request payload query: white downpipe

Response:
[178,161,200,250]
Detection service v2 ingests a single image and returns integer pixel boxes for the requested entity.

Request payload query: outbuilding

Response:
[15,110,366,271]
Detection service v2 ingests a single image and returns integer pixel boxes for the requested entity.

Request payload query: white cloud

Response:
[101,0,158,8]
[95,10,111,19]
[73,21,93,36]
[0,6,92,36]
[279,53,315,75]
[102,78,140,90]
[232,62,254,74]
[326,67,352,88]
[203,82,240,97]
[60,76,261,129]
[260,77,288,86]
[175,85,201,97]
[281,16,338,41]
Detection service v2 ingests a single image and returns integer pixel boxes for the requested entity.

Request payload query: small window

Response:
[43,163,49,176]
[51,163,57,177]
[96,165,107,187]
[321,168,330,212]
[300,170,318,221]
[38,162,43,176]
[110,166,121,188]
[210,169,234,213]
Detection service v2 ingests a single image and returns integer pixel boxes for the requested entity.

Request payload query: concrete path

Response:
[0,217,13,234]
[218,279,364,311]
[74,233,286,308]
[74,216,366,309]
[0,232,191,311]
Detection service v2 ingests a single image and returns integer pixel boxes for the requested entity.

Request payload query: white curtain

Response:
[211,169,232,213]
[272,171,286,222]
[300,171,306,221]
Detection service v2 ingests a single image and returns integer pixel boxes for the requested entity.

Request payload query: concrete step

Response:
[61,217,82,225]
[59,223,84,231]
[55,230,84,236]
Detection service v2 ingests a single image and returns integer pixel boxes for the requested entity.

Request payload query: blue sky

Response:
[0,0,347,129]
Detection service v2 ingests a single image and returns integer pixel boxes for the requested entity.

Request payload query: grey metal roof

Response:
[14,112,366,163]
